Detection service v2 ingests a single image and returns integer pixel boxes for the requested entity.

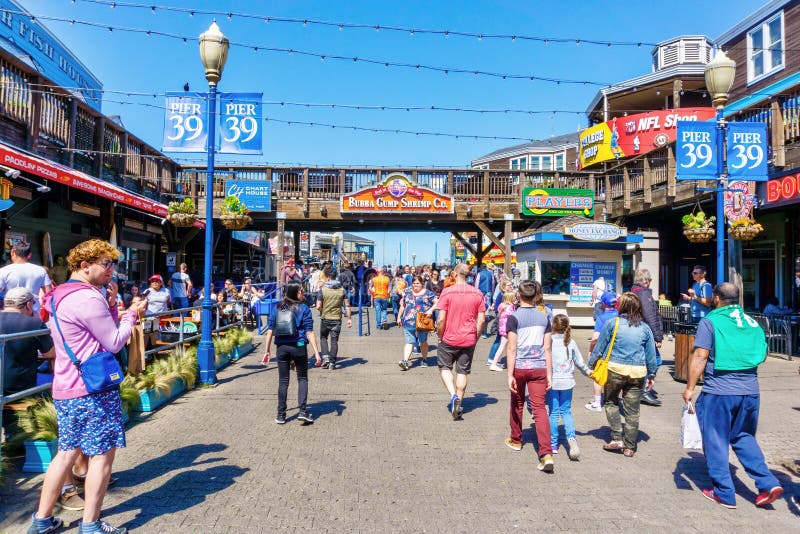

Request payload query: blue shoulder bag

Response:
[51,295,123,394]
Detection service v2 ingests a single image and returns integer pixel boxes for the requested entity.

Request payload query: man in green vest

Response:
[683,282,783,510]
[316,266,352,370]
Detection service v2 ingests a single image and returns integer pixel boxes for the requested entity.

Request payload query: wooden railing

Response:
[0,53,180,202]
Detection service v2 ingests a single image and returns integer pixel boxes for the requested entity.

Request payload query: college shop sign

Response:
[522,188,594,217]
[340,173,453,214]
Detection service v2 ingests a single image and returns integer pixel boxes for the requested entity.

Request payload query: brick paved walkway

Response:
[2,321,799,532]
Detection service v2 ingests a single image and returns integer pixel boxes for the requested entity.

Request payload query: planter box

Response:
[232,339,254,361]
[134,378,187,413]
[215,353,232,371]
[23,440,58,473]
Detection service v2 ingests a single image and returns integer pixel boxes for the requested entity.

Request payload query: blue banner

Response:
[727,122,769,182]
[676,121,718,181]
[225,180,271,212]
[219,93,263,155]
[162,93,208,153]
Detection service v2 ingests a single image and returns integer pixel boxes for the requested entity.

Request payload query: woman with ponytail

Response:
[547,314,591,460]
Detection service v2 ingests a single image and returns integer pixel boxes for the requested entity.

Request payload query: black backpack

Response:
[273,307,298,337]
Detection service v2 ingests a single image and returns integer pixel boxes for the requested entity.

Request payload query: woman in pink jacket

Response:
[28,239,147,534]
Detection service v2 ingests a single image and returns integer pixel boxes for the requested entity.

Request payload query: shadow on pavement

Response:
[461,392,497,414]
[335,357,367,369]
[105,464,249,530]
[307,399,346,418]
[216,365,271,384]
[112,443,228,489]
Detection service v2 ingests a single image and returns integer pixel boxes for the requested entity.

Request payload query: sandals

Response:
[623,448,635,458]
[603,440,625,452]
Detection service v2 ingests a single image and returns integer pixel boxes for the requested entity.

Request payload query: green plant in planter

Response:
[5,397,58,451]
[220,195,248,216]
[213,335,235,359]
[167,197,196,215]
[681,211,715,229]
[119,383,141,415]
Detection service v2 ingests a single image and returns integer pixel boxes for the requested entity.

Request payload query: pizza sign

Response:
[341,173,454,213]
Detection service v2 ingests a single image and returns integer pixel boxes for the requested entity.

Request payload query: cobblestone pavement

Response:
[2,319,799,533]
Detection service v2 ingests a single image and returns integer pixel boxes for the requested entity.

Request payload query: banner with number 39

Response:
[162,93,208,153]
[219,93,263,155]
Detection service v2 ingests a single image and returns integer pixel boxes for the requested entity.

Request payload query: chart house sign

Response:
[340,173,454,214]
[522,188,594,217]
[564,222,627,241]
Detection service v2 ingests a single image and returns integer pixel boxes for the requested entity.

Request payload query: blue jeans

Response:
[374,298,388,327]
[696,392,779,505]
[645,347,663,392]
[173,296,189,309]
[487,333,502,363]
[546,389,575,448]
[391,294,401,319]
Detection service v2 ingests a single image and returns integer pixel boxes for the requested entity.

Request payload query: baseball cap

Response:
[4,287,34,307]
[286,258,295,265]
[601,291,618,307]
[148,274,163,283]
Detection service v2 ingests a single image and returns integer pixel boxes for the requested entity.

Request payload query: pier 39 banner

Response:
[579,107,715,169]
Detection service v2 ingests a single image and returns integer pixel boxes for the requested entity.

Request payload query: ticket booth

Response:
[511,217,644,327]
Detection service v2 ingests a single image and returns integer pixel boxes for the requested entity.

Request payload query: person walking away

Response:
[487,291,516,371]
[369,266,391,330]
[485,279,515,368]
[316,267,352,370]
[547,314,591,460]
[397,276,437,370]
[475,264,495,338]
[588,292,657,458]
[504,280,554,473]
[261,282,322,423]
[28,239,147,534]
[339,263,356,307]
[585,291,619,412]
[681,265,713,324]
[435,263,485,420]
[631,268,664,407]
[168,263,192,310]
[0,241,52,315]
[591,276,606,321]
[682,282,783,509]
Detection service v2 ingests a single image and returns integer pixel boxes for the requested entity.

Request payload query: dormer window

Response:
[747,11,784,84]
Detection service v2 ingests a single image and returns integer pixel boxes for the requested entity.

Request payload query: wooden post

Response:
[476,228,483,267]
[771,100,785,168]
[119,132,129,175]
[483,170,490,215]
[93,116,105,178]
[643,155,652,205]
[66,98,78,168]
[293,230,300,261]
[673,80,682,108]
[302,168,309,215]
[604,174,612,217]
[667,144,677,199]
[276,218,285,280]
[504,219,513,279]
[447,170,454,196]
[339,169,346,195]
[26,76,42,153]
[623,165,631,212]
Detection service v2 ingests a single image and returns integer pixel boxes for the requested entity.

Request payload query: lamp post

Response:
[704,49,736,284]
[412,253,416,267]
[197,21,229,385]
[449,235,457,267]
[331,233,340,266]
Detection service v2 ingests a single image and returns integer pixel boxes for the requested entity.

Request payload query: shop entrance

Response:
[742,241,778,310]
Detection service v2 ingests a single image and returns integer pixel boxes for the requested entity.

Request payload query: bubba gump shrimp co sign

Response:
[340,173,454,214]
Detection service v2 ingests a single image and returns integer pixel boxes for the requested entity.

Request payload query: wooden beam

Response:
[66,98,77,168]
[276,218,285,277]
[476,228,483,267]
[474,221,505,251]
[504,219,513,278]
[302,168,309,215]
[673,80,682,108]
[667,144,677,198]
[623,165,631,212]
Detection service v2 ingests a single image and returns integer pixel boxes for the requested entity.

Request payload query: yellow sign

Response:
[579,123,616,169]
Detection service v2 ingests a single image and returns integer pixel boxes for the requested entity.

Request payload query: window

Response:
[541,261,571,295]
[555,153,566,171]
[510,157,527,170]
[529,157,541,171]
[541,155,552,170]
[528,155,556,171]
[747,12,784,83]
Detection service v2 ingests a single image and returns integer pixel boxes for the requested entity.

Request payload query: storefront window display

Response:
[541,261,571,294]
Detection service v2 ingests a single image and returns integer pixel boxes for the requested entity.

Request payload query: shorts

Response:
[404,327,429,345]
[54,389,126,456]
[437,341,476,375]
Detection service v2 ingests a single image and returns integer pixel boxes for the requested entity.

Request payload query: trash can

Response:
[673,322,699,382]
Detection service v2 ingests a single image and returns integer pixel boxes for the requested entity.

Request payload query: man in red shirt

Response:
[436,263,486,419]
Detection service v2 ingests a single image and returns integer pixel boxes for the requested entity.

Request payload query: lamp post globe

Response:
[197,21,229,385]
[704,48,736,284]
[331,234,340,264]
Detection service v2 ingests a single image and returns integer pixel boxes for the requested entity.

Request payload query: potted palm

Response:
[131,349,198,412]
[728,217,764,241]
[682,211,715,243]
[6,397,59,473]
[167,198,198,227]
[219,195,252,230]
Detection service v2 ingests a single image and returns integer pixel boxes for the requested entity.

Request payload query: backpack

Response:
[273,306,298,337]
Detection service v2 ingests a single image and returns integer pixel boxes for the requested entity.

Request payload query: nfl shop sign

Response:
[341,173,453,213]
[765,173,800,204]
[579,107,716,168]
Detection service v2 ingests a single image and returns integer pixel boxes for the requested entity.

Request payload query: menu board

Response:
[570,262,617,303]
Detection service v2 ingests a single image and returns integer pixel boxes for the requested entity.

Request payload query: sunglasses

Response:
[692,271,702,275]
[96,259,118,270]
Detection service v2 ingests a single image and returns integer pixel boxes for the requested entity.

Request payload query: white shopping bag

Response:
[680,402,703,450]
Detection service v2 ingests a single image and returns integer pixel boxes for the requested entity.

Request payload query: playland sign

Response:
[341,173,454,214]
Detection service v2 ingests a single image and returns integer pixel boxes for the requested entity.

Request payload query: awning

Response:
[0,141,203,229]
[723,71,800,117]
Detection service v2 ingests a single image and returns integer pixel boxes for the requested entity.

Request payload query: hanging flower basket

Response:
[728,218,763,241]
[683,228,715,243]
[167,213,198,227]
[220,214,252,230]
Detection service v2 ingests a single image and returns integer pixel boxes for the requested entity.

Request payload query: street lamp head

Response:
[705,49,736,108]
[199,20,229,87]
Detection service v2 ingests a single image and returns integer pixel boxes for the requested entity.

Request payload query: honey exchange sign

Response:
[341,173,454,214]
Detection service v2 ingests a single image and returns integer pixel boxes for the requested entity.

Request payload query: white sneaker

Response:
[584,402,602,412]
[489,365,504,372]
[567,437,581,460]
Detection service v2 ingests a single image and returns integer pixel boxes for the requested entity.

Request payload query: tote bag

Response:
[592,318,619,387]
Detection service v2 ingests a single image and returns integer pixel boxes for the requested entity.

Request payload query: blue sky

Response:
[18,0,767,263]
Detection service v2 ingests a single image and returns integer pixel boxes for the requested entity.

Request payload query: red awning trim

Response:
[0,141,204,229]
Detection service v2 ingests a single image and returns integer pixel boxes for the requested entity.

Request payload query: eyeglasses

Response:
[692,271,702,275]
[96,259,117,270]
